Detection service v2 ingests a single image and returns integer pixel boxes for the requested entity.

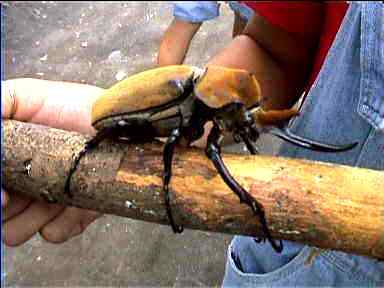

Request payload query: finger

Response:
[1,189,9,208]
[1,78,45,121]
[2,78,105,134]
[40,207,101,244]
[3,201,64,247]
[67,210,101,239]
[3,193,32,221]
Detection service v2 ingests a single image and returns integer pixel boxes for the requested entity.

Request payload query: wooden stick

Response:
[2,119,384,259]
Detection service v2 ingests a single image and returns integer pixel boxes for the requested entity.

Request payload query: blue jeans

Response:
[227,1,253,21]
[224,237,384,286]
[222,3,384,286]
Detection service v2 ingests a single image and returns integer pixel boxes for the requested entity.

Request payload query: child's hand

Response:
[2,78,105,246]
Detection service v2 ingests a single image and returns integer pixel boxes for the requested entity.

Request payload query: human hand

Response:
[2,78,105,246]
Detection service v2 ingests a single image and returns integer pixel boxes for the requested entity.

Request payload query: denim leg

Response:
[222,3,384,287]
[223,237,383,287]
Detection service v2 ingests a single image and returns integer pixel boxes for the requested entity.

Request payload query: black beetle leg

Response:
[163,128,184,233]
[206,124,283,253]
[239,130,259,155]
[268,126,358,152]
[237,130,265,244]
[65,127,115,198]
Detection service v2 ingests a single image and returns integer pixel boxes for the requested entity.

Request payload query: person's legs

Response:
[222,3,384,287]
[223,236,383,287]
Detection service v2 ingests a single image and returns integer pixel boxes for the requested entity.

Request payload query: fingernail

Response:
[69,211,101,238]
[69,224,83,239]
[1,189,9,208]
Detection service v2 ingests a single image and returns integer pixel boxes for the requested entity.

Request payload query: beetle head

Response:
[192,65,263,110]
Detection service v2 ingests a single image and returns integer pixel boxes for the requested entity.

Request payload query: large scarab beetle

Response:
[65,65,357,253]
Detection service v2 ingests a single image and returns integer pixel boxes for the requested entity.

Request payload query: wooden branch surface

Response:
[2,119,384,260]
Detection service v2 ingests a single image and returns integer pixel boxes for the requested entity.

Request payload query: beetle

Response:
[64,65,358,253]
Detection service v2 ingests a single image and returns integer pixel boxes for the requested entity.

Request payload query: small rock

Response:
[108,50,122,63]
[125,200,135,209]
[39,54,48,61]
[33,8,41,16]
[115,70,127,81]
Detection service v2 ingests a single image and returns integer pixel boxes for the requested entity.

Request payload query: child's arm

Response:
[157,2,220,66]
[157,19,202,66]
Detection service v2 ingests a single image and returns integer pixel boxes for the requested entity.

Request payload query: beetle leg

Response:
[238,129,259,155]
[267,126,358,152]
[205,124,283,253]
[163,128,184,233]
[64,127,115,198]
[233,108,260,154]
[237,132,267,245]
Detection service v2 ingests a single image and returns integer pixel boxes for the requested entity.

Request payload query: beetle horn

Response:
[249,106,300,128]
[267,126,358,152]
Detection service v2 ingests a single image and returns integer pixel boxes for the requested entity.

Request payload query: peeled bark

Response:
[2,119,384,259]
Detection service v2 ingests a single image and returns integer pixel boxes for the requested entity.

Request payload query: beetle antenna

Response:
[248,95,270,111]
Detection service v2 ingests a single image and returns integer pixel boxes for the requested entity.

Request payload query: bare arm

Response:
[207,12,323,110]
[192,10,323,148]
[157,19,202,66]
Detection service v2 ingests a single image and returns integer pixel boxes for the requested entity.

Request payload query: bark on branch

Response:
[2,119,384,260]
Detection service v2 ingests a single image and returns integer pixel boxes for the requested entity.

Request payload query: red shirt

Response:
[241,1,349,91]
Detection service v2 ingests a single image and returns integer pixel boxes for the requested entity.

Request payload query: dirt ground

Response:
[2,2,280,286]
